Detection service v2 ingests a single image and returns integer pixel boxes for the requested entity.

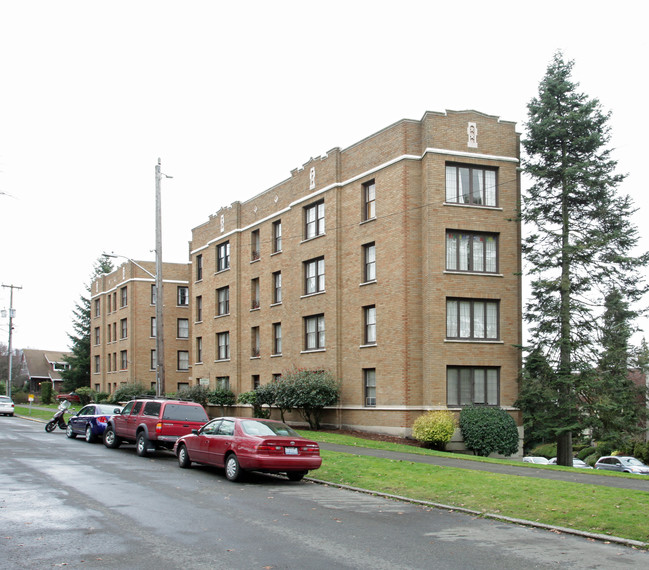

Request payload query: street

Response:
[2,416,648,569]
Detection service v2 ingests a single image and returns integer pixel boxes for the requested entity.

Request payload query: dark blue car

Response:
[66,404,123,443]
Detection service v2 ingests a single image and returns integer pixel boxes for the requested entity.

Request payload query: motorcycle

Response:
[45,400,74,433]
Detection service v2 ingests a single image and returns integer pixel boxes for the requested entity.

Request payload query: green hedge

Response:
[459,406,519,457]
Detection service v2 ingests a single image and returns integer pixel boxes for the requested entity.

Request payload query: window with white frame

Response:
[217,376,230,390]
[217,286,229,316]
[95,299,101,317]
[447,367,499,406]
[446,299,499,340]
[273,322,282,355]
[217,331,230,360]
[217,241,230,271]
[120,350,128,370]
[272,220,282,253]
[363,242,376,282]
[446,231,498,273]
[305,257,325,295]
[94,355,100,373]
[304,314,325,350]
[120,286,127,308]
[177,286,189,306]
[364,368,376,407]
[177,318,189,339]
[445,164,497,207]
[304,200,325,239]
[94,327,100,345]
[151,284,157,305]
[150,349,157,370]
[364,305,376,345]
[363,180,376,221]
[273,271,282,304]
[177,350,189,371]
[150,317,156,338]
[120,318,127,339]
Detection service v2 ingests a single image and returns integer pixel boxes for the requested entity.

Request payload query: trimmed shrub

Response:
[412,411,456,450]
[109,383,152,404]
[95,392,110,404]
[208,388,236,413]
[530,442,557,459]
[75,387,95,406]
[41,382,53,405]
[577,446,596,461]
[459,406,520,457]
[274,369,340,429]
[177,385,210,407]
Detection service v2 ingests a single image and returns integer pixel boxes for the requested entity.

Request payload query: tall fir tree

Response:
[581,289,647,446]
[60,256,114,391]
[520,52,648,465]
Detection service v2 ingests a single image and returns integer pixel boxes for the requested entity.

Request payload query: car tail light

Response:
[156,422,163,434]
[256,443,283,454]
[301,444,320,455]
[97,416,108,424]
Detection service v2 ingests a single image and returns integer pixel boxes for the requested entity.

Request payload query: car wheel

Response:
[45,421,56,433]
[286,471,307,482]
[103,426,121,449]
[85,425,97,443]
[66,424,77,438]
[136,433,149,457]
[225,453,242,481]
[177,444,192,468]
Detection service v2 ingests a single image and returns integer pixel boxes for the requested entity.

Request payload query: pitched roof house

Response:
[21,349,72,393]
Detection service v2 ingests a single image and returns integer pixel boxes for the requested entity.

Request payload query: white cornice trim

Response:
[190,148,519,255]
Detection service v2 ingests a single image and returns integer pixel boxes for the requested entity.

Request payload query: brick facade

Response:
[188,110,522,436]
[90,260,191,394]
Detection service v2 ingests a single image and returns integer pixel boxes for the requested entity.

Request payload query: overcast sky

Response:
[1,0,647,352]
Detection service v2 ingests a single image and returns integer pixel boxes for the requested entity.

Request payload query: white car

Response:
[0,396,15,417]
[548,457,593,469]
[523,456,549,464]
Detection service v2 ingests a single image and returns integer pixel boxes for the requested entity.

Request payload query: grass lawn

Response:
[300,430,649,545]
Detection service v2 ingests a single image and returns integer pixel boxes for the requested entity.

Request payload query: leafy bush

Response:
[530,442,557,459]
[274,369,340,429]
[584,453,599,467]
[207,388,236,412]
[41,382,53,405]
[75,387,95,406]
[109,383,152,404]
[459,406,520,457]
[633,442,649,464]
[577,446,597,461]
[12,391,29,404]
[238,391,271,418]
[412,411,456,450]
[95,392,110,404]
[177,385,210,407]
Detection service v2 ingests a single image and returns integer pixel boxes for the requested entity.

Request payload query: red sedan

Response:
[173,417,322,481]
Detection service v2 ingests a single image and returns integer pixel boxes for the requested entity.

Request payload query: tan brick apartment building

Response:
[188,110,522,436]
[90,260,191,394]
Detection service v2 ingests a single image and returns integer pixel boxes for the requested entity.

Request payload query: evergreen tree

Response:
[520,52,648,465]
[581,289,647,446]
[60,256,113,391]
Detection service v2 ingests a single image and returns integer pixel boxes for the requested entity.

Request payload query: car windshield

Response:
[162,404,209,422]
[241,420,301,437]
[621,457,644,466]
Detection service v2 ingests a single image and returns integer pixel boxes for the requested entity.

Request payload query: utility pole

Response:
[155,159,172,397]
[2,284,22,399]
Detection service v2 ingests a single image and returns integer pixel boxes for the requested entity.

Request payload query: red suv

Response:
[103,398,209,457]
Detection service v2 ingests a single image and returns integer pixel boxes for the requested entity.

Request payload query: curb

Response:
[307,478,649,550]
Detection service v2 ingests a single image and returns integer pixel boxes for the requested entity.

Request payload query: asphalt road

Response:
[2,416,649,569]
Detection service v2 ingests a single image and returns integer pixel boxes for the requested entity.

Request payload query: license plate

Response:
[285,447,298,455]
